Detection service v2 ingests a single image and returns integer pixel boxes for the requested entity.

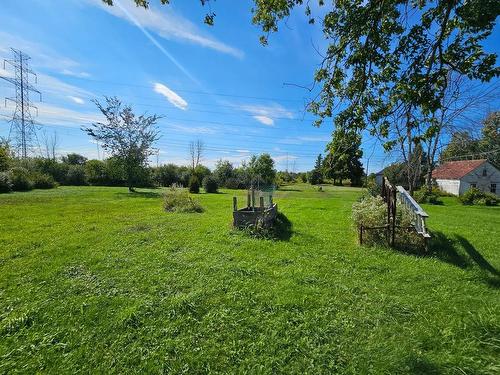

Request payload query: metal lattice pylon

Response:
[1,48,42,158]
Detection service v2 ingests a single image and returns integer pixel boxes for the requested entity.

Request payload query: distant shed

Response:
[432,159,500,196]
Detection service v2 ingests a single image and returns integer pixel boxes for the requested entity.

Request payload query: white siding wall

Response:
[460,162,500,196]
[436,179,460,195]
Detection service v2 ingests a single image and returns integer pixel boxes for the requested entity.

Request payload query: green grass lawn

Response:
[0,185,499,374]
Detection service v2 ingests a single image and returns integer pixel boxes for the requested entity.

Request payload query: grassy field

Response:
[0,185,499,374]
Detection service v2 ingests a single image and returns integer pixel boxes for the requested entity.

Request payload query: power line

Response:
[0,49,42,158]
[53,75,310,103]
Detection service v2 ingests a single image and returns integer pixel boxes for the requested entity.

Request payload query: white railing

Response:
[396,186,431,238]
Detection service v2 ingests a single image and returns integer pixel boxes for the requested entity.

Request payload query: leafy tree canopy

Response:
[248,153,277,187]
[82,97,160,191]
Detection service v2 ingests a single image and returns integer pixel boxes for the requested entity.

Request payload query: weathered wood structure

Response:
[233,189,278,228]
[359,177,431,249]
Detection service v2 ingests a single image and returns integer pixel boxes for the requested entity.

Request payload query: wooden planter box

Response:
[233,203,278,228]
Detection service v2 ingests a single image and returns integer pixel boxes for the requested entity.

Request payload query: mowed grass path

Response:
[0,185,498,374]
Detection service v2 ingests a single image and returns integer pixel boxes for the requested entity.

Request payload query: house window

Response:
[471,183,477,188]
[482,169,487,177]
[491,184,497,194]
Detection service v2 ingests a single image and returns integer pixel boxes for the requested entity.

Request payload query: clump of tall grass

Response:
[163,185,203,213]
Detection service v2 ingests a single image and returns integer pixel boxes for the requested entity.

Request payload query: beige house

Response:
[432,159,499,196]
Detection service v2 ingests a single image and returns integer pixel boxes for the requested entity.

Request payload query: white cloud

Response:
[227,102,295,126]
[0,31,90,78]
[239,103,295,119]
[167,123,216,134]
[279,135,331,145]
[68,96,85,105]
[61,69,91,78]
[273,154,299,162]
[37,72,94,102]
[236,149,251,153]
[34,103,102,127]
[90,0,244,59]
[253,115,274,126]
[154,83,188,110]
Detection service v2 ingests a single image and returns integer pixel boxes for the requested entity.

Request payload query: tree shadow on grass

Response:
[115,190,162,199]
[278,188,303,192]
[429,231,499,286]
[273,212,293,241]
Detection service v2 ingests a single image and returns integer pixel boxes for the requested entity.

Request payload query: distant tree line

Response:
[0,141,282,194]
[440,111,499,166]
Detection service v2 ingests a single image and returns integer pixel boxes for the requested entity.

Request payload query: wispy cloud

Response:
[167,123,216,134]
[230,102,295,126]
[253,115,274,126]
[273,154,299,162]
[154,83,188,110]
[61,69,91,78]
[91,0,243,59]
[68,96,85,105]
[0,31,90,78]
[32,103,101,127]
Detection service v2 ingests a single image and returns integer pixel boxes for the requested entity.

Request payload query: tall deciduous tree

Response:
[309,154,324,185]
[83,97,160,192]
[248,153,277,187]
[106,0,498,185]
[324,129,364,187]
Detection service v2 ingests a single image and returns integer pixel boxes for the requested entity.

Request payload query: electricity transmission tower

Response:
[1,48,42,158]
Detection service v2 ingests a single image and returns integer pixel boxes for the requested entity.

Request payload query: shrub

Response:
[9,167,34,191]
[33,158,68,184]
[84,160,108,185]
[64,165,87,186]
[32,172,57,189]
[0,145,10,172]
[414,188,442,205]
[352,195,420,247]
[460,187,498,206]
[0,172,12,193]
[188,175,200,194]
[202,175,218,193]
[163,187,203,213]
[153,164,179,187]
[225,176,250,189]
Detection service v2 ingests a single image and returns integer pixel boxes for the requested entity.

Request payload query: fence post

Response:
[251,189,255,211]
[233,197,237,212]
[247,191,251,208]
[260,196,264,211]
[391,188,396,247]
[359,225,363,245]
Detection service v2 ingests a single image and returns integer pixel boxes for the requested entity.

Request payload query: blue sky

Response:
[0,0,498,172]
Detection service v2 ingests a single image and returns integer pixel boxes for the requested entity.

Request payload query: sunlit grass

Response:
[0,185,498,373]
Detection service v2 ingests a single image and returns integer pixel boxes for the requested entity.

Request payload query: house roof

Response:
[432,159,487,180]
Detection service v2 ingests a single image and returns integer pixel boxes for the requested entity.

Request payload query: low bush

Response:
[414,188,442,205]
[352,195,421,247]
[188,175,200,194]
[0,172,12,193]
[32,172,57,189]
[202,175,218,193]
[64,165,87,186]
[225,177,243,189]
[163,187,203,213]
[9,167,34,191]
[352,195,387,244]
[460,187,498,206]
[364,178,381,197]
